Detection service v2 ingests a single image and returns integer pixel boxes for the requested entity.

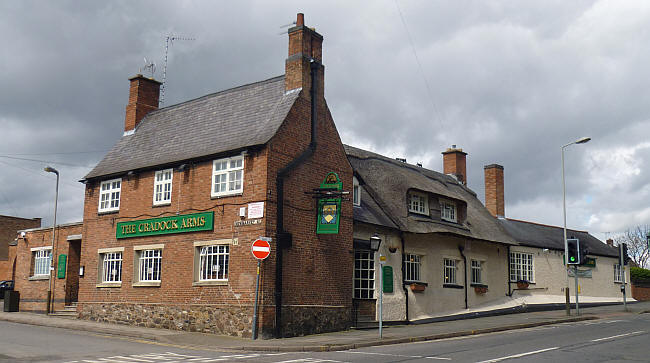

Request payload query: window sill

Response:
[133,281,161,287]
[443,284,464,289]
[404,280,428,286]
[470,283,488,288]
[97,210,119,216]
[96,282,122,288]
[193,280,228,287]
[29,275,49,281]
[152,202,172,208]
[211,192,243,199]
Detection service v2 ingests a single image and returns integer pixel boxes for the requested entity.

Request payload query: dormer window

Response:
[353,176,360,206]
[440,199,457,223]
[408,191,429,215]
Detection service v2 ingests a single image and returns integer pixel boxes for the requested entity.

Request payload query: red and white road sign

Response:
[251,239,271,260]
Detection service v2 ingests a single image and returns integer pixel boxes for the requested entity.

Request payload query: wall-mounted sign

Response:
[383,266,393,293]
[234,219,263,227]
[116,211,214,239]
[248,202,264,219]
[316,172,342,234]
[57,254,67,279]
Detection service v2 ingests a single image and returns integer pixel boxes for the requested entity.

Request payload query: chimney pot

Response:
[606,238,614,246]
[442,146,468,185]
[124,74,161,132]
[285,13,324,96]
[296,13,304,27]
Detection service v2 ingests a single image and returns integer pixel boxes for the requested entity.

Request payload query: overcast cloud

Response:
[2,0,649,241]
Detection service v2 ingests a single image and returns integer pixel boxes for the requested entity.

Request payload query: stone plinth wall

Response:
[78,303,254,337]
[280,305,351,338]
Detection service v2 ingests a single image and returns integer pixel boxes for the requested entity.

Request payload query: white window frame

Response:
[408,191,429,215]
[353,176,360,206]
[404,253,422,282]
[98,178,121,213]
[31,247,52,277]
[440,199,457,223]
[444,258,458,285]
[133,244,164,286]
[99,249,123,284]
[614,264,623,283]
[153,169,173,205]
[471,259,483,285]
[211,155,244,197]
[510,251,534,282]
[354,250,375,299]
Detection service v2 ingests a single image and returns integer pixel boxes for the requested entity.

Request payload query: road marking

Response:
[475,347,559,363]
[582,319,626,326]
[341,351,451,360]
[273,359,346,363]
[591,330,646,342]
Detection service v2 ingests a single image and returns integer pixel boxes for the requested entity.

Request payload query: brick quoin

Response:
[76,13,353,338]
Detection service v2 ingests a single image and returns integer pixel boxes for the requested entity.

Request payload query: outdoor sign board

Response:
[382,266,393,293]
[116,211,214,239]
[316,172,342,234]
[57,254,67,279]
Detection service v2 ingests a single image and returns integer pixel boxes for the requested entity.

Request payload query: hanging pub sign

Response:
[316,172,342,234]
[116,211,214,239]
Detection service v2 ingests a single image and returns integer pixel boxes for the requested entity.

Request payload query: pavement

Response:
[0,301,648,352]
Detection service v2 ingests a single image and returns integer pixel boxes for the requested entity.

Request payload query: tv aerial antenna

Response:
[160,34,195,106]
[140,57,156,78]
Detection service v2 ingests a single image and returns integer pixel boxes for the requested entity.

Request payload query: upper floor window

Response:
[408,191,428,215]
[212,156,244,197]
[153,169,173,205]
[99,178,121,213]
[353,176,360,206]
[440,199,457,223]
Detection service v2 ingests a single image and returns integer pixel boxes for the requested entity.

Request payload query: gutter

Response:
[458,245,468,309]
[274,59,320,338]
[400,232,409,322]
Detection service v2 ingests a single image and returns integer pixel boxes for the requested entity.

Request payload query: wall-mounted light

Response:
[177,164,188,172]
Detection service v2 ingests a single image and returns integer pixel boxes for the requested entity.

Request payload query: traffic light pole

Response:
[574,265,579,315]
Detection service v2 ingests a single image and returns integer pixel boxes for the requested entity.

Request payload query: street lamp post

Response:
[369,234,382,338]
[44,166,59,315]
[562,137,590,316]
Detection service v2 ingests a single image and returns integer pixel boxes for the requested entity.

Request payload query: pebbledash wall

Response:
[76,14,353,339]
[13,223,82,313]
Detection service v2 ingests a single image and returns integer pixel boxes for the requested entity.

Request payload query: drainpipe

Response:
[507,245,512,297]
[458,245,468,309]
[274,59,320,338]
[400,232,408,322]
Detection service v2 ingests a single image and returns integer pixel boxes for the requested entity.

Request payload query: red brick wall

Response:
[13,223,82,313]
[632,282,650,301]
[0,216,41,280]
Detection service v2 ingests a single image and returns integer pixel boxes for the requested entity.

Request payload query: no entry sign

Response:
[251,238,271,260]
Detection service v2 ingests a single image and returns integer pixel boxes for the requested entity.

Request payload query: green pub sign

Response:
[383,266,393,293]
[316,172,342,234]
[116,211,214,239]
[57,254,67,279]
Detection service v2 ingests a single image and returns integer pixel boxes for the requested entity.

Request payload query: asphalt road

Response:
[0,314,648,362]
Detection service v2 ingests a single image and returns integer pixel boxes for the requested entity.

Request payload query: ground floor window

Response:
[354,250,375,299]
[444,258,458,285]
[614,264,623,283]
[99,250,123,283]
[510,252,534,282]
[31,247,52,277]
[404,254,421,282]
[135,248,162,283]
[199,245,229,281]
[471,259,483,284]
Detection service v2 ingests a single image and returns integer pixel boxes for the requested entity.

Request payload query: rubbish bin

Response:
[4,291,19,312]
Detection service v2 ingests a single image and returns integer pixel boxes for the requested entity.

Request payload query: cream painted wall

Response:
[509,246,628,299]
[404,234,510,320]
[353,224,406,321]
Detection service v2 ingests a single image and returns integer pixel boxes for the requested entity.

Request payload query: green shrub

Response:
[630,267,650,282]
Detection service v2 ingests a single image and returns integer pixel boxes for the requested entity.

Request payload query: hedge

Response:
[630,266,650,282]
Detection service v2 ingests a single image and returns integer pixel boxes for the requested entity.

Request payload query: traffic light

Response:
[580,246,590,265]
[620,243,629,266]
[567,239,580,265]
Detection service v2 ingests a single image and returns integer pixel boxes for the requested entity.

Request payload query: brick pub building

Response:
[77,13,352,338]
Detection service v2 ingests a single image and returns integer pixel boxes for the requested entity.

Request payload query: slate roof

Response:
[498,218,619,258]
[345,145,517,245]
[86,76,299,179]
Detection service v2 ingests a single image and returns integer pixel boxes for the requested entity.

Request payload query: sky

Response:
[1,0,649,242]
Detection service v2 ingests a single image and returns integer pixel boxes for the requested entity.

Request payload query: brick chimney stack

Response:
[442,145,467,185]
[285,13,324,100]
[484,164,505,218]
[606,239,614,247]
[124,74,161,133]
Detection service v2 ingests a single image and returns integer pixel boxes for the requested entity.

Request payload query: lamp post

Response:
[562,137,590,316]
[369,234,382,338]
[44,166,59,314]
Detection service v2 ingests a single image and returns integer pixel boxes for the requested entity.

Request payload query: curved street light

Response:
[562,137,591,316]
[44,166,59,314]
